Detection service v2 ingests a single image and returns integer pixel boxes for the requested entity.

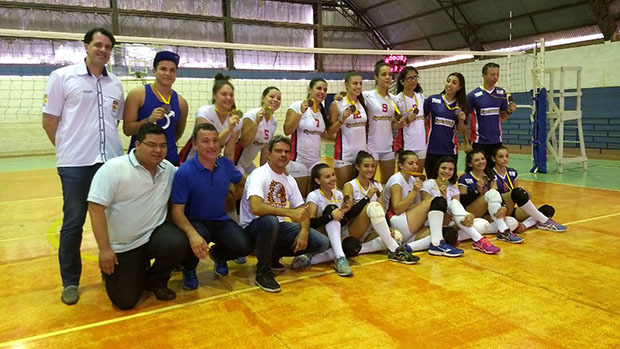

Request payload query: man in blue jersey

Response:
[466,63,517,167]
[123,51,189,165]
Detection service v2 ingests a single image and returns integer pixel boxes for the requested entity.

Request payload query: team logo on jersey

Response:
[435,117,455,127]
[464,178,474,184]
[112,100,119,112]
[43,94,48,106]
[432,98,441,104]
[267,180,287,208]
[474,91,483,97]
[480,107,500,116]
[497,89,505,95]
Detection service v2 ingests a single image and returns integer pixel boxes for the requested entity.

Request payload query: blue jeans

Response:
[184,218,253,270]
[244,216,329,276]
[57,164,102,287]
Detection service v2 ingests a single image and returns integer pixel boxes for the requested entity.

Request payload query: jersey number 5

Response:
[264,129,269,140]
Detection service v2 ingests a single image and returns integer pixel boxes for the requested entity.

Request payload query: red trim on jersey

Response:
[452,131,458,154]
[393,129,404,152]
[178,139,193,165]
[425,117,432,144]
[290,130,298,161]
[469,110,479,143]
[234,141,244,165]
[334,129,343,160]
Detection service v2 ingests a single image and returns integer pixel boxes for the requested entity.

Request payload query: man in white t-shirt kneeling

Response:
[239,135,330,293]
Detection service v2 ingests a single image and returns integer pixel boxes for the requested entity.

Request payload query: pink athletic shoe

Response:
[472,237,501,254]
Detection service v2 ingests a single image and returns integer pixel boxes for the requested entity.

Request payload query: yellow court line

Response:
[0,196,62,204]
[46,218,98,262]
[563,212,620,226]
[0,259,386,348]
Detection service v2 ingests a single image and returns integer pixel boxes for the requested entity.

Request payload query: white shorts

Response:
[333,159,354,168]
[390,213,415,241]
[412,148,427,160]
[286,159,320,178]
[369,150,395,161]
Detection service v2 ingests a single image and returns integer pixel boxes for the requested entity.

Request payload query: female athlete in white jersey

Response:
[491,146,567,232]
[384,150,460,257]
[191,74,242,161]
[457,149,525,244]
[393,66,427,172]
[295,160,417,274]
[327,71,368,189]
[421,156,501,255]
[235,86,281,175]
[284,78,329,197]
[363,61,402,184]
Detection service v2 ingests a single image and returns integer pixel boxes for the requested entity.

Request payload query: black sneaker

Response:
[255,273,281,293]
[146,286,176,301]
[388,246,420,264]
[271,260,285,272]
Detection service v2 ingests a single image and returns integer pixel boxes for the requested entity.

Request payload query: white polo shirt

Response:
[43,61,124,167]
[87,150,176,253]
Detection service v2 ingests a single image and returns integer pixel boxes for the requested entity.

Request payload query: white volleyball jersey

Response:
[306,188,344,216]
[392,91,427,152]
[421,178,460,202]
[333,97,367,161]
[288,100,325,163]
[235,107,277,173]
[363,89,396,153]
[345,178,383,204]
[383,172,422,218]
[195,104,242,146]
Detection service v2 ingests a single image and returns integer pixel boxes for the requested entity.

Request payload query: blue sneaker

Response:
[334,257,353,277]
[497,230,524,244]
[428,240,464,257]
[182,269,199,290]
[537,218,567,232]
[233,256,247,264]
[402,244,413,253]
[213,260,229,276]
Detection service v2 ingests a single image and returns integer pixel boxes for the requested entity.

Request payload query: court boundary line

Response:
[2,210,619,346]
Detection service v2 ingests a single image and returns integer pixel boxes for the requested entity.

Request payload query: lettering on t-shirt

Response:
[435,117,455,127]
[267,180,287,208]
[346,121,367,128]
[496,89,505,95]
[303,130,323,135]
[372,115,392,120]
[474,91,483,97]
[463,177,474,184]
[432,98,441,104]
[480,107,500,116]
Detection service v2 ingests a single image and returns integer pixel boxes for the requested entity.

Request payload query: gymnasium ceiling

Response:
[343,0,620,50]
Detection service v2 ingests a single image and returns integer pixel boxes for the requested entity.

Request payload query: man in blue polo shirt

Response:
[466,62,517,167]
[171,123,252,290]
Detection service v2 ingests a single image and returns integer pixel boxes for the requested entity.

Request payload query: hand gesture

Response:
[99,248,118,275]
[461,213,475,227]
[507,101,517,114]
[289,206,309,223]
[341,197,352,212]
[341,107,352,122]
[148,107,166,123]
[331,208,345,221]
[300,99,310,114]
[494,206,507,219]
[293,230,309,253]
[256,108,266,123]
[476,177,487,193]
[457,110,466,121]
[228,114,241,131]
[189,233,210,259]
[413,179,423,192]
[367,185,379,200]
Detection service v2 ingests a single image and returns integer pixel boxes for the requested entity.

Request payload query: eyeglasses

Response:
[141,142,167,150]
[404,76,419,81]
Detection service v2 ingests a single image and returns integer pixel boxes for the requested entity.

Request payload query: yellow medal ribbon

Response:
[402,91,419,115]
[377,89,401,116]
[320,189,339,203]
[493,168,514,190]
[152,84,171,105]
[356,178,369,196]
[441,94,460,111]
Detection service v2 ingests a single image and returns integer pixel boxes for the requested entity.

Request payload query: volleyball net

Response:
[0,29,533,157]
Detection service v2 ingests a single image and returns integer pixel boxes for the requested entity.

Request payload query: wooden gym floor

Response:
[1,154,619,348]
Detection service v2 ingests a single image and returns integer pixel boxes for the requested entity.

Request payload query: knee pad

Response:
[430,196,447,212]
[538,204,555,218]
[342,236,361,257]
[484,189,502,204]
[472,218,490,234]
[504,216,519,231]
[511,187,530,206]
[366,201,385,220]
[391,228,403,244]
[447,199,468,220]
[442,227,458,246]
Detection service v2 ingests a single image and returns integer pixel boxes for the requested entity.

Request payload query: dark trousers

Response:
[103,222,189,310]
[57,164,102,287]
[244,216,330,276]
[425,153,458,180]
[184,218,253,270]
[472,142,501,169]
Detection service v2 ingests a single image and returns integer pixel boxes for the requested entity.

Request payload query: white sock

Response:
[485,190,509,232]
[310,249,335,265]
[325,220,345,258]
[428,210,444,247]
[367,202,399,252]
[522,216,538,228]
[405,235,431,252]
[456,223,483,242]
[360,237,386,254]
[519,201,548,223]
